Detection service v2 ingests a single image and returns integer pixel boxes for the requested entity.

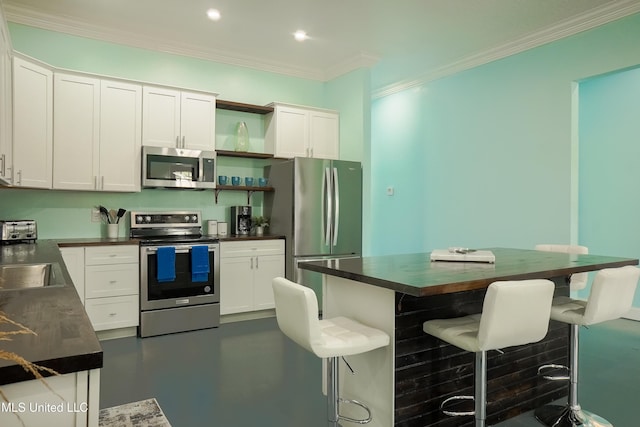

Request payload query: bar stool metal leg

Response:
[328,356,340,426]
[476,351,487,427]
[534,325,613,427]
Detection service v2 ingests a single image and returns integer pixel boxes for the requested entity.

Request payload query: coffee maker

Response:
[231,206,252,236]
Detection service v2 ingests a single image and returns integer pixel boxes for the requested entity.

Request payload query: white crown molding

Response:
[372,0,640,99]
[324,53,379,81]
[3,3,331,81]
[625,307,640,322]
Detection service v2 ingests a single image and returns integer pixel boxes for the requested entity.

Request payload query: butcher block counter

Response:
[0,240,102,426]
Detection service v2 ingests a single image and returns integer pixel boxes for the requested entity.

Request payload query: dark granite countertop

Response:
[299,247,639,297]
[0,240,103,386]
[55,235,285,246]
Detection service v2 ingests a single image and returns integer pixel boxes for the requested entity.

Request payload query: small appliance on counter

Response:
[0,220,37,244]
[230,206,251,236]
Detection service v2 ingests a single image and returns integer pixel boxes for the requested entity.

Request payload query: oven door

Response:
[140,243,220,311]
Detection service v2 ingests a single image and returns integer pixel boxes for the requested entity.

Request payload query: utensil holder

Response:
[107,224,119,239]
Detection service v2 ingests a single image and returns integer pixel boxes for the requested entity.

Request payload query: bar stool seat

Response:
[424,279,555,427]
[535,265,640,427]
[272,277,390,426]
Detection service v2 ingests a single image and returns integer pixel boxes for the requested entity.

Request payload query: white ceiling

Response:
[3,0,640,89]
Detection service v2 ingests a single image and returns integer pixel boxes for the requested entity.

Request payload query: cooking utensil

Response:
[108,209,117,224]
[116,208,127,224]
[98,206,110,224]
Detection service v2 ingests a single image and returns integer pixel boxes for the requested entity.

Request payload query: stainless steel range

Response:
[130,211,220,337]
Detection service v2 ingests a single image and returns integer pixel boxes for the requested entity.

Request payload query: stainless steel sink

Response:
[0,263,66,290]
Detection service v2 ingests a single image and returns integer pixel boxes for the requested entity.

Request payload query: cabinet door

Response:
[53,73,100,190]
[253,254,284,310]
[85,245,138,265]
[180,91,216,150]
[142,86,181,148]
[220,256,253,315]
[85,263,139,299]
[60,246,86,302]
[85,295,138,331]
[12,57,53,188]
[100,80,142,192]
[309,110,339,160]
[0,23,11,184]
[271,106,308,158]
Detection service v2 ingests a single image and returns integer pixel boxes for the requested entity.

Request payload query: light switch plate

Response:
[91,207,101,223]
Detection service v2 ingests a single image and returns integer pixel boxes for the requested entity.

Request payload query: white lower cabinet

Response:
[0,369,100,427]
[59,247,85,301]
[60,245,139,334]
[220,240,285,315]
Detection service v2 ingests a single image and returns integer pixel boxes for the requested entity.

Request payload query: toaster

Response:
[0,220,38,243]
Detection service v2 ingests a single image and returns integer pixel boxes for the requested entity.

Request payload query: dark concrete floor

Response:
[100,317,640,426]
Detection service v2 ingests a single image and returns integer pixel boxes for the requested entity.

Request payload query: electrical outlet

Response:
[386,186,394,196]
[91,207,101,223]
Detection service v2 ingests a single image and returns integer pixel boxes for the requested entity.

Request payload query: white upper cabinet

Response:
[142,86,216,151]
[99,80,142,192]
[0,18,12,185]
[53,73,100,190]
[53,73,142,192]
[265,103,339,160]
[12,56,53,189]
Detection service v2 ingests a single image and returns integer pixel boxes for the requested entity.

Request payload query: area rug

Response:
[99,398,172,427]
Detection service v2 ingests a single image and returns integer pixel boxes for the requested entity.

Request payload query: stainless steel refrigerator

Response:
[264,158,362,309]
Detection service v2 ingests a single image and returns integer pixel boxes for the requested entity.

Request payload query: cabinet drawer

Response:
[85,245,138,265]
[221,240,284,258]
[85,263,139,298]
[85,295,138,331]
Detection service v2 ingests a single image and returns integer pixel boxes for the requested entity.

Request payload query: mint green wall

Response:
[578,66,640,309]
[369,12,640,256]
[1,23,369,239]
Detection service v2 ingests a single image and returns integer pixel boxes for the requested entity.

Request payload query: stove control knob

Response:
[145,216,151,223]
[136,216,143,224]
[191,215,198,222]
[184,215,190,222]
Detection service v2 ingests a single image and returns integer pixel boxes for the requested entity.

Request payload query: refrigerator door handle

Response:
[325,167,333,246]
[332,167,339,246]
[323,167,332,246]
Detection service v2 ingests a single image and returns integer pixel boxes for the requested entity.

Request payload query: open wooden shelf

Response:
[216,100,274,115]
[214,185,274,204]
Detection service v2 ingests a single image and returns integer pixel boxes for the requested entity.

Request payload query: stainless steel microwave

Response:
[142,146,216,189]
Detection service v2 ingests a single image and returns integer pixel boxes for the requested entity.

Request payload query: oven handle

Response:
[143,245,217,254]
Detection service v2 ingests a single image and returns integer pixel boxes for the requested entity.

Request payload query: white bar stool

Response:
[272,277,390,426]
[534,265,640,427]
[535,244,589,291]
[423,279,555,427]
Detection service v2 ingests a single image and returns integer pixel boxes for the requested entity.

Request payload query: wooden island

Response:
[298,248,638,427]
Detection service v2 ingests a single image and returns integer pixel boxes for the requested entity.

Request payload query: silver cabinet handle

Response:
[1,154,5,176]
[176,136,180,148]
[255,256,259,269]
[310,147,314,157]
[94,176,98,190]
[101,176,105,190]
[17,170,22,185]
[182,136,186,148]
[250,257,254,269]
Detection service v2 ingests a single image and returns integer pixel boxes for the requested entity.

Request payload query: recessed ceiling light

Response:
[206,8,221,21]
[293,30,308,42]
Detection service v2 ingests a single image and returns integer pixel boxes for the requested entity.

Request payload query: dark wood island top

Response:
[298,247,638,296]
